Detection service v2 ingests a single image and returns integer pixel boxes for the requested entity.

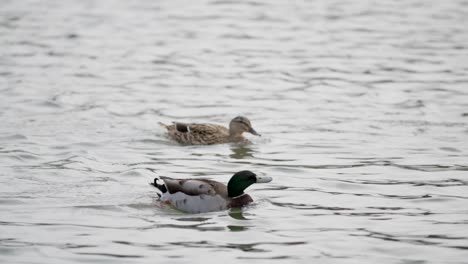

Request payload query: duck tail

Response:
[151,178,167,197]
[158,122,169,129]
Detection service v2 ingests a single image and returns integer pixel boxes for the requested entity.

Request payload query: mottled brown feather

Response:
[159,116,259,145]
[162,123,241,145]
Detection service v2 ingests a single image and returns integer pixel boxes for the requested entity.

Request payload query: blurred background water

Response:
[1,0,468,263]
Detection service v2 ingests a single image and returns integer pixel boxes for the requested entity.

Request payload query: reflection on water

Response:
[230,145,255,159]
[228,208,249,220]
[227,225,248,232]
[1,0,468,263]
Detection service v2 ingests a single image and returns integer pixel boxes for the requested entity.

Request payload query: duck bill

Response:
[249,127,261,136]
[256,176,272,183]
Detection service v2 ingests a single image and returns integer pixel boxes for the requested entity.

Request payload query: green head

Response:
[227,170,272,198]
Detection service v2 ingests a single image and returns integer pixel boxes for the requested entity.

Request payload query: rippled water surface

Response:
[1,0,468,263]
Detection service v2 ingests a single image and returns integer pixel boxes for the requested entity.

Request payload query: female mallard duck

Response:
[159,116,260,145]
[152,170,272,213]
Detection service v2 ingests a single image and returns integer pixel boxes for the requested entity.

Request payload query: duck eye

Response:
[237,120,249,127]
[248,175,256,180]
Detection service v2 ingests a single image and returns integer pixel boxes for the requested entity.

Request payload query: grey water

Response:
[1,0,468,263]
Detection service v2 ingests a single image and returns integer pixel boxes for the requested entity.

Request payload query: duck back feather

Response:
[160,122,232,145]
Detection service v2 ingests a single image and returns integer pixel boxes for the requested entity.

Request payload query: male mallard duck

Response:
[159,116,260,145]
[152,170,272,213]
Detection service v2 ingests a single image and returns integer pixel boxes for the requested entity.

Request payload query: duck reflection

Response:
[227,225,248,232]
[230,145,255,159]
[229,208,249,220]
[228,208,249,231]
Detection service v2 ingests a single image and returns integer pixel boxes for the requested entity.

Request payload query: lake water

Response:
[1,0,468,263]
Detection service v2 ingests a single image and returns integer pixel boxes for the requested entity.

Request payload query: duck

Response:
[152,170,272,213]
[159,116,260,145]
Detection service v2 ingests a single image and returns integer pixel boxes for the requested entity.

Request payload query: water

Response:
[1,0,468,263]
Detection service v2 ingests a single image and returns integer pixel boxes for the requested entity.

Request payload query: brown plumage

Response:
[159,116,260,145]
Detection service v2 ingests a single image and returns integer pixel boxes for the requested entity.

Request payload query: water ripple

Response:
[1,0,468,263]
